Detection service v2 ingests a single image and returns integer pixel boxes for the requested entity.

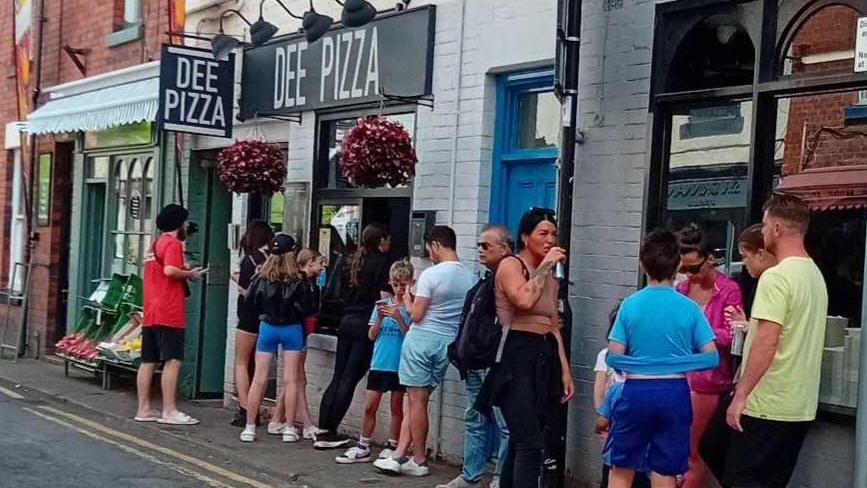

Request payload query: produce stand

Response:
[55,273,147,390]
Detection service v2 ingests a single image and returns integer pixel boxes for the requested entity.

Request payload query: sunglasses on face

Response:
[477,242,501,251]
[679,256,708,275]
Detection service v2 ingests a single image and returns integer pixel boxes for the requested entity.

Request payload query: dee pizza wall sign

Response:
[240,6,435,119]
[158,45,235,138]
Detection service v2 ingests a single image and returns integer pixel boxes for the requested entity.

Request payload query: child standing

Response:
[335,260,414,464]
[240,234,314,443]
[606,230,718,488]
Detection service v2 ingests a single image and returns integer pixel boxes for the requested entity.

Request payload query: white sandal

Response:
[157,412,200,425]
[240,426,256,442]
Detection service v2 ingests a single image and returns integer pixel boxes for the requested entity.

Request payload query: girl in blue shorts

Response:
[240,233,314,443]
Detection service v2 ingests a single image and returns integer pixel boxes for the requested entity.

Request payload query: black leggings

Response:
[497,331,562,488]
[317,314,373,432]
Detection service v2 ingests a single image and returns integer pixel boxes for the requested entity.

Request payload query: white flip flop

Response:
[157,412,200,425]
[133,409,161,422]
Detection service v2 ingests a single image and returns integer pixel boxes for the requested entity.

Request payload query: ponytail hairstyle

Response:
[350,223,389,286]
[677,224,714,258]
[240,220,275,256]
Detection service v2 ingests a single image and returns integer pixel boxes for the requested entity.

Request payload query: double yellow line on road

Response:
[0,387,276,488]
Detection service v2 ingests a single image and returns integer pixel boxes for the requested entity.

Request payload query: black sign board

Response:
[240,5,435,119]
[158,45,235,138]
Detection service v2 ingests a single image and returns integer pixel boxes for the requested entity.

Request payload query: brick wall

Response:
[0,0,172,355]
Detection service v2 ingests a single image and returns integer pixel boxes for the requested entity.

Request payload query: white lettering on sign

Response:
[273,42,310,110]
[365,27,379,97]
[320,36,334,102]
[855,17,867,72]
[165,55,226,126]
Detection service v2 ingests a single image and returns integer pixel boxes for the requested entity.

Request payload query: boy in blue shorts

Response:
[596,383,651,488]
[335,261,414,464]
[607,229,719,488]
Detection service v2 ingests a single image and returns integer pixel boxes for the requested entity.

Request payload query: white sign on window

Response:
[855,17,867,72]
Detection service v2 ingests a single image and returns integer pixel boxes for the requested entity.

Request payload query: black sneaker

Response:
[230,407,247,427]
[313,432,352,450]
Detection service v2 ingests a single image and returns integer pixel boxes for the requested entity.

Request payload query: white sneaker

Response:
[239,426,256,442]
[267,422,285,435]
[401,458,430,477]
[488,476,500,488]
[335,444,372,464]
[378,448,395,460]
[282,426,300,443]
[373,456,403,474]
[303,425,327,440]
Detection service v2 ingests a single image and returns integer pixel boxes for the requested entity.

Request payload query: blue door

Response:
[491,70,560,236]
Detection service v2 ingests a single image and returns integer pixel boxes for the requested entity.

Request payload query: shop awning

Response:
[777,165,867,211]
[27,61,160,135]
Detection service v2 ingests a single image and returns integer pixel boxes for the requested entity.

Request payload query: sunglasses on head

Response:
[529,207,556,216]
[679,256,708,274]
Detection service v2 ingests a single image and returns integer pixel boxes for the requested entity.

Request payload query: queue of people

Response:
[136,192,828,488]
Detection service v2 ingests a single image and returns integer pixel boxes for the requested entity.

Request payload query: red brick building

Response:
[0,0,174,355]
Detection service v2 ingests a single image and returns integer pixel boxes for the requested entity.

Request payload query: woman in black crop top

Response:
[314,223,393,449]
[230,220,273,428]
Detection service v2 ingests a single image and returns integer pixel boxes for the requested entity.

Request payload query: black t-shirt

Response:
[343,250,392,316]
[237,249,267,323]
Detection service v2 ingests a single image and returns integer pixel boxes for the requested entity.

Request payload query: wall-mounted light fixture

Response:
[336,0,376,28]
[211,9,253,60]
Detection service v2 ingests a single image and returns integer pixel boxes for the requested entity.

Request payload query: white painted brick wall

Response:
[188,0,557,470]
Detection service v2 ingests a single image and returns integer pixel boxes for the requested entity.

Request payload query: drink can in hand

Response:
[554,262,566,280]
[732,324,746,356]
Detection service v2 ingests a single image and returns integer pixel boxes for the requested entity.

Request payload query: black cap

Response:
[270,233,297,255]
[156,204,189,232]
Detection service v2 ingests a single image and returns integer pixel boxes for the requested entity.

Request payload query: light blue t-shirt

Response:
[597,382,624,466]
[607,285,717,375]
[413,261,475,339]
[369,297,410,372]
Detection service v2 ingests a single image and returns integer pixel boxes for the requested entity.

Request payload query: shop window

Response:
[781,5,859,77]
[668,15,755,92]
[679,105,745,139]
[663,100,753,272]
[109,154,156,276]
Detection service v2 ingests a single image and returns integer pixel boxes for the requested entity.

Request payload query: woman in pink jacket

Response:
[676,226,743,488]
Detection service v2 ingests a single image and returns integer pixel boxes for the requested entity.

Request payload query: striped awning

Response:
[26,62,161,135]
[777,165,867,211]
[27,77,159,134]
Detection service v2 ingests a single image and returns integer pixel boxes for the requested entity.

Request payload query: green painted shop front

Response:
[66,124,231,398]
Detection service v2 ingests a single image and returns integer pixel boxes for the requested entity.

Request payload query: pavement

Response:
[0,357,461,488]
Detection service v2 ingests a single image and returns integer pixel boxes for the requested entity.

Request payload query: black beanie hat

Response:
[270,233,297,256]
[156,204,189,232]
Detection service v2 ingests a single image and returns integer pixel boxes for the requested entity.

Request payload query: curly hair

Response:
[389,259,414,283]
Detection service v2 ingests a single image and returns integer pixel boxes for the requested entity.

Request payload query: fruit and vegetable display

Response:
[55,333,100,361]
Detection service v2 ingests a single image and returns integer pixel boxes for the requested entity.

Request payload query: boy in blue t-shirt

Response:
[335,261,414,464]
[606,229,718,488]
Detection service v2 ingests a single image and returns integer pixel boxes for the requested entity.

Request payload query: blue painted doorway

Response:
[490,70,560,236]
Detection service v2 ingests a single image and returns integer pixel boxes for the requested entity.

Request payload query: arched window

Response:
[667,15,755,92]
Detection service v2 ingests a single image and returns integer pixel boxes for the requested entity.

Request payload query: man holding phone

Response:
[135,204,204,426]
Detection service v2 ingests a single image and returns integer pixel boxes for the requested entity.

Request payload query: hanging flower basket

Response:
[217,140,286,194]
[341,116,417,188]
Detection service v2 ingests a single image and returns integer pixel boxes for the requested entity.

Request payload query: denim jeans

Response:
[462,369,510,482]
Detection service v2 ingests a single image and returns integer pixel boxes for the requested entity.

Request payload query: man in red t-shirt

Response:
[135,204,203,425]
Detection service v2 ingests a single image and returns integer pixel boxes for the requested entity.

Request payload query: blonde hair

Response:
[259,252,303,282]
[297,249,323,269]
[389,260,414,283]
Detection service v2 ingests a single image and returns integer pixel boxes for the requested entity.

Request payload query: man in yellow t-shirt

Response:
[722,193,828,488]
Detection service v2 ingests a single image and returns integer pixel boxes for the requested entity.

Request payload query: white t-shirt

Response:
[594,348,626,386]
[414,261,475,339]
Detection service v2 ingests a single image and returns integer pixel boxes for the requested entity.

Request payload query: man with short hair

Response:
[721,193,828,488]
[134,204,203,425]
[439,225,513,488]
[374,225,475,477]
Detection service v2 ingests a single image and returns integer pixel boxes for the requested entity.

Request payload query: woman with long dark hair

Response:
[230,220,274,427]
[675,226,743,488]
[314,223,392,449]
[485,208,574,487]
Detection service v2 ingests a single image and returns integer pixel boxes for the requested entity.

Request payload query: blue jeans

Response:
[462,369,510,482]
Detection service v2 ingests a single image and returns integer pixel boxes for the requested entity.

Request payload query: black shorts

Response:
[237,318,260,335]
[367,370,404,393]
[237,302,260,334]
[701,397,811,488]
[141,326,186,363]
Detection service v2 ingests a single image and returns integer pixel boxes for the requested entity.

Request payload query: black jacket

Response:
[343,251,392,316]
[248,276,314,325]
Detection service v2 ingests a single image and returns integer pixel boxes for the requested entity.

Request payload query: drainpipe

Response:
[854,219,867,488]
[551,0,581,486]
[21,0,48,357]
[434,0,467,460]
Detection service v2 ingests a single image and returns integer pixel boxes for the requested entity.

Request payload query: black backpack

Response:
[448,255,528,378]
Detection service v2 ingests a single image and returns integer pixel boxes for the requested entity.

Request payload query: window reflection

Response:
[782,5,859,77]
[517,92,560,149]
[665,101,752,272]
[319,204,361,251]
